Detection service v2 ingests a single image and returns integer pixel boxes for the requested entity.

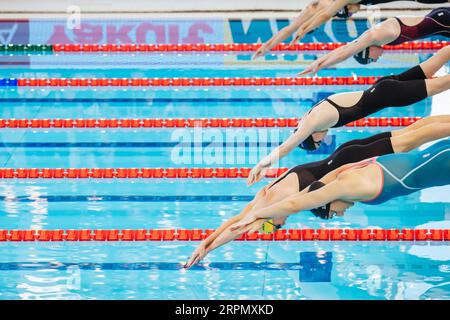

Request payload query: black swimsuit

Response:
[322,65,428,128]
[360,0,448,4]
[389,7,450,45]
[335,1,449,18]
[270,131,394,191]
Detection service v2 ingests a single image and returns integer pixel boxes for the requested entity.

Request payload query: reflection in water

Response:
[25,186,49,229]
[0,184,19,216]
[0,241,447,299]
[17,269,81,300]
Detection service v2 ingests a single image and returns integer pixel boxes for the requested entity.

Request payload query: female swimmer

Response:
[254,1,448,59]
[230,139,450,234]
[299,7,449,75]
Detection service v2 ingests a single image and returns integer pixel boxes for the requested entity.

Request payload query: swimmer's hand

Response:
[184,243,208,270]
[253,44,268,60]
[247,163,268,186]
[289,33,302,47]
[297,62,320,77]
[297,59,322,77]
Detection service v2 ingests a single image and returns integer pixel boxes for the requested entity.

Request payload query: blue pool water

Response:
[1,26,449,299]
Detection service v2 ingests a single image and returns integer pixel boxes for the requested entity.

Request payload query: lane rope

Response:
[1,76,381,87]
[0,228,448,241]
[0,41,446,53]
[0,167,287,179]
[0,117,419,129]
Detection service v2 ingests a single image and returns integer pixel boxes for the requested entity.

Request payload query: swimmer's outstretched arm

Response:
[186,173,354,264]
[201,218,267,254]
[247,117,317,186]
[231,177,355,232]
[184,219,266,269]
[184,188,268,268]
[253,1,325,58]
[298,23,391,76]
[291,0,351,45]
[201,172,349,253]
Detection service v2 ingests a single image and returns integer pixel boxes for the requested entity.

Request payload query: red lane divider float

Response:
[0,167,288,179]
[0,228,448,241]
[0,117,420,129]
[16,76,379,87]
[51,41,448,53]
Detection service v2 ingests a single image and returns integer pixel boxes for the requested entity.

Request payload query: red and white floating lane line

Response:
[52,41,448,53]
[15,76,379,87]
[1,228,449,242]
[0,117,420,129]
[0,167,287,179]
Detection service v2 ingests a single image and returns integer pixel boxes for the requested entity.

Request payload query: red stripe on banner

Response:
[51,41,449,52]
[0,228,448,241]
[16,76,379,87]
[0,117,420,128]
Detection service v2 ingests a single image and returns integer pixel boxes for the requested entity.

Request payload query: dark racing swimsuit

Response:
[270,131,395,191]
[388,7,450,45]
[320,64,427,128]
[335,1,449,18]
[360,0,448,4]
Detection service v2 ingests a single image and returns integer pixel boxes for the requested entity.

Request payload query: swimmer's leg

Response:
[377,46,450,84]
[419,45,450,78]
[425,74,450,96]
[392,115,450,136]
[391,122,450,153]
[369,73,445,111]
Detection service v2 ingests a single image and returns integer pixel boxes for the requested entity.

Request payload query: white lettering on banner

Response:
[0,24,18,45]
[29,20,224,44]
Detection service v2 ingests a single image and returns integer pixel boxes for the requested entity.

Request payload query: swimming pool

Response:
[0,18,449,300]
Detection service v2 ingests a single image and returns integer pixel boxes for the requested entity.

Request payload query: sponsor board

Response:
[0,19,30,66]
[0,18,429,67]
[0,19,30,44]
[30,19,224,44]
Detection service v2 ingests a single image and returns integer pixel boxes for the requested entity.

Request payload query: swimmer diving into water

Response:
[299,7,449,75]
[254,1,449,59]
[184,117,450,268]
[229,138,450,234]
[247,45,450,185]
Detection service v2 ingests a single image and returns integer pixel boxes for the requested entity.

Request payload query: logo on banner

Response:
[46,21,221,44]
[225,19,369,63]
[0,20,30,66]
[0,20,29,44]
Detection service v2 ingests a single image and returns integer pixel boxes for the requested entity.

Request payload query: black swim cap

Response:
[294,128,321,151]
[353,47,373,65]
[335,6,351,19]
[308,181,333,220]
[299,135,319,151]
